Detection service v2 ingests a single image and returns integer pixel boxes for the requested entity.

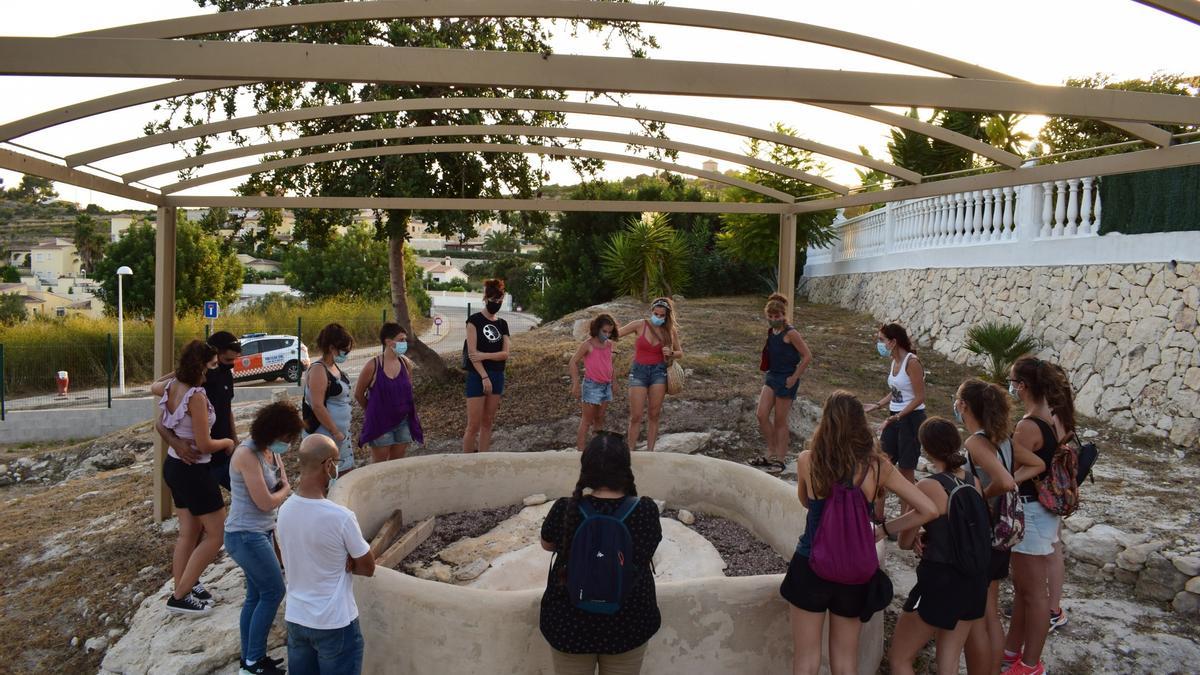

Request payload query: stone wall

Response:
[800,261,1200,447]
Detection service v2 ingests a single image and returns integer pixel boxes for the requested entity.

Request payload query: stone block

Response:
[1074,373,1104,418]
[1172,591,1200,615]
[1173,556,1200,577]
[1187,577,1200,594]
[1169,419,1200,448]
[1063,524,1127,567]
[1135,553,1191,602]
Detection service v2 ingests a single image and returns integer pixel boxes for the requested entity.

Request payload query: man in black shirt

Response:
[155,331,241,491]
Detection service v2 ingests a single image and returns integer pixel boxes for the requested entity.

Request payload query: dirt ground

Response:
[1,295,1197,674]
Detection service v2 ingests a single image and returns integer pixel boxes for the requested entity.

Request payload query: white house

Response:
[236,253,284,276]
[419,256,469,284]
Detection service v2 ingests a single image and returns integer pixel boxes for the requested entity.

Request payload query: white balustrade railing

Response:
[812,178,1104,268]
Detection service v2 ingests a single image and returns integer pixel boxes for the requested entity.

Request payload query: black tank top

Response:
[1018,416,1058,498]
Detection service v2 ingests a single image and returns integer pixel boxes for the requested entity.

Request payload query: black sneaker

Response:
[240,658,286,675]
[191,582,212,602]
[166,593,212,616]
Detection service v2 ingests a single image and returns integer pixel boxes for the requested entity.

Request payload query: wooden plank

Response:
[377,517,436,569]
[369,509,405,558]
[152,207,177,523]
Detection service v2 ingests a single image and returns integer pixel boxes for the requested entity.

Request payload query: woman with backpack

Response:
[1002,357,1074,675]
[781,391,936,675]
[863,323,926,523]
[355,323,424,462]
[616,297,682,452]
[889,417,991,675]
[955,378,1042,674]
[751,293,813,474]
[539,432,662,674]
[304,323,356,474]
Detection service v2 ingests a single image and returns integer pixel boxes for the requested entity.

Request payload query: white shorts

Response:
[1012,499,1060,556]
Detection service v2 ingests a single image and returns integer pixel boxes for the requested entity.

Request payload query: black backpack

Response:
[301,362,339,434]
[562,496,640,615]
[931,473,991,579]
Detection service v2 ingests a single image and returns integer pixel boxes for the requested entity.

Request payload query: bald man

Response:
[277,435,374,675]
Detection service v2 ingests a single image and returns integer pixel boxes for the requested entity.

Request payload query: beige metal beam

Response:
[1135,0,1200,25]
[3,39,1199,125]
[778,213,797,320]
[815,104,1024,169]
[0,79,255,143]
[70,0,1171,146]
[124,124,849,194]
[72,97,914,183]
[162,195,792,214]
[152,206,177,523]
[790,142,1200,214]
[0,147,163,205]
[160,142,797,202]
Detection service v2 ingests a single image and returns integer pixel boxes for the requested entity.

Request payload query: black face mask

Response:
[486,300,503,315]
[219,362,235,371]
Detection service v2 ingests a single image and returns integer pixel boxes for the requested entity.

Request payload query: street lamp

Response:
[116,265,133,394]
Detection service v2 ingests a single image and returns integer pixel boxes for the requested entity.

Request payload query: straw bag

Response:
[666,359,685,395]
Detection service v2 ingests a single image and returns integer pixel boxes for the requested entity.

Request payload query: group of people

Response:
[150,286,1077,675]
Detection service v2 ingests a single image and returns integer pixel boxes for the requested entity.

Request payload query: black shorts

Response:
[779,554,869,619]
[163,456,225,516]
[988,548,1011,582]
[882,409,926,471]
[207,450,232,492]
[902,561,988,630]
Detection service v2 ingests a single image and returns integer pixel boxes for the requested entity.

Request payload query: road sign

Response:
[203,301,219,319]
[433,317,443,326]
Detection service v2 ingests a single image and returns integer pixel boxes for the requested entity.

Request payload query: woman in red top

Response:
[616,297,682,452]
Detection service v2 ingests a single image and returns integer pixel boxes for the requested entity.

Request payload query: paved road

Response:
[3,309,541,411]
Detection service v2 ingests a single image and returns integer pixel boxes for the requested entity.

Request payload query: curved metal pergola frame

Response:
[1,0,1197,520]
[161,142,798,202]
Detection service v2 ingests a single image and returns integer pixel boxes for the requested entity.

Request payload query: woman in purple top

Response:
[354,323,424,463]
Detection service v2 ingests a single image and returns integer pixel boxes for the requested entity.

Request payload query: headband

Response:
[651,299,670,311]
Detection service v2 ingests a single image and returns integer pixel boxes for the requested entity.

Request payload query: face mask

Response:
[1008,381,1019,399]
[953,402,964,424]
[769,318,786,329]
[486,300,503,315]
[207,362,219,370]
[219,362,234,371]
[598,334,609,343]
[393,341,408,356]
[269,440,290,454]
[876,342,890,358]
[334,351,349,364]
[649,315,666,327]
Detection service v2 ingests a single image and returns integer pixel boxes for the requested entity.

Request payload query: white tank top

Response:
[887,352,925,413]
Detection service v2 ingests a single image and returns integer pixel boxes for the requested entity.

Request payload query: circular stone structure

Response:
[334,451,884,674]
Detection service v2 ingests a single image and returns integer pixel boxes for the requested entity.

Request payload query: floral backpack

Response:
[1029,418,1080,518]
[968,433,1025,550]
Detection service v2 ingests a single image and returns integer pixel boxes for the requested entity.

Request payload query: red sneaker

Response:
[1009,660,1046,675]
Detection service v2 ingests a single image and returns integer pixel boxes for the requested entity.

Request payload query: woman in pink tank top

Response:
[616,297,683,452]
[569,314,618,451]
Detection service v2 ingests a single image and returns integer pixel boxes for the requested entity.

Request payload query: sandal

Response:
[766,459,787,474]
[747,455,771,467]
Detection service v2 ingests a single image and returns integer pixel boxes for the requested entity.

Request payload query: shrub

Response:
[964,322,1041,384]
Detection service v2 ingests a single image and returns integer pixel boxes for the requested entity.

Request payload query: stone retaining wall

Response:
[800,262,1200,447]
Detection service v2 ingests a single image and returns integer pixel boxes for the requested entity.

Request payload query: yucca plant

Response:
[964,322,1041,384]
[600,213,690,302]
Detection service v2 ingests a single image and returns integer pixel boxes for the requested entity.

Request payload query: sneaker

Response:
[166,593,212,616]
[191,582,212,602]
[1049,608,1068,631]
[1000,650,1021,672]
[1009,660,1045,675]
[239,658,286,675]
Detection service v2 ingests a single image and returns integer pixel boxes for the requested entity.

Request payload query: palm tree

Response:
[600,213,689,302]
[964,322,1041,384]
[985,113,1033,156]
[73,214,108,274]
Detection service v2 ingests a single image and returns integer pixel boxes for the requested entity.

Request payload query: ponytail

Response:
[958,378,1012,444]
[918,417,967,471]
[1012,356,1076,434]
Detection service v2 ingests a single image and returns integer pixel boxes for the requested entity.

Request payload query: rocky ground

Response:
[1,295,1197,674]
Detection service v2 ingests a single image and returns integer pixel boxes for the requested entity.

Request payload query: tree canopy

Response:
[4,175,58,204]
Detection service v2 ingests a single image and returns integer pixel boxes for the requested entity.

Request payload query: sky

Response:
[1,0,1197,211]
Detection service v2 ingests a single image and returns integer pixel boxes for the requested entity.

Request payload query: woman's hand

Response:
[880,415,897,430]
[874,524,887,542]
[661,345,672,359]
[786,373,800,388]
[333,430,346,444]
[469,351,485,363]
[571,383,581,400]
[483,378,494,395]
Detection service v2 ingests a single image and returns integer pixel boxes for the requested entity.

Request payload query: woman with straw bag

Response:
[616,297,683,451]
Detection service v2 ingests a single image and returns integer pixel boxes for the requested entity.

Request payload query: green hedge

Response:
[1099,164,1200,235]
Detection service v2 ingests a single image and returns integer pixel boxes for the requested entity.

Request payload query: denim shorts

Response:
[628,362,667,388]
[581,378,613,405]
[367,419,413,447]
[1012,498,1060,556]
[465,369,505,398]
[764,372,799,400]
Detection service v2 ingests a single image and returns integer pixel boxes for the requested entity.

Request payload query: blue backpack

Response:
[563,496,640,615]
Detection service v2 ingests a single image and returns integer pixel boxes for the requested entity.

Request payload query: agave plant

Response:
[599,213,690,302]
[964,322,1041,384]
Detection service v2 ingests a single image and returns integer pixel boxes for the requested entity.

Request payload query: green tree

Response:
[92,216,243,317]
[282,224,430,315]
[482,229,520,253]
[985,113,1033,156]
[0,294,26,324]
[0,265,20,283]
[73,214,108,273]
[884,109,993,178]
[1038,73,1199,161]
[6,175,58,204]
[717,126,838,282]
[152,3,657,379]
[600,213,689,302]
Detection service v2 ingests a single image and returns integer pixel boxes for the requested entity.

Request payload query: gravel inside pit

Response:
[398,504,523,569]
[663,509,788,577]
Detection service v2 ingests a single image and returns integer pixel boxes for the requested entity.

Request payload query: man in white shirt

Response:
[277,435,375,675]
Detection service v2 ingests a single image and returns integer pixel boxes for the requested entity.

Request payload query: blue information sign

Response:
[203,301,220,319]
